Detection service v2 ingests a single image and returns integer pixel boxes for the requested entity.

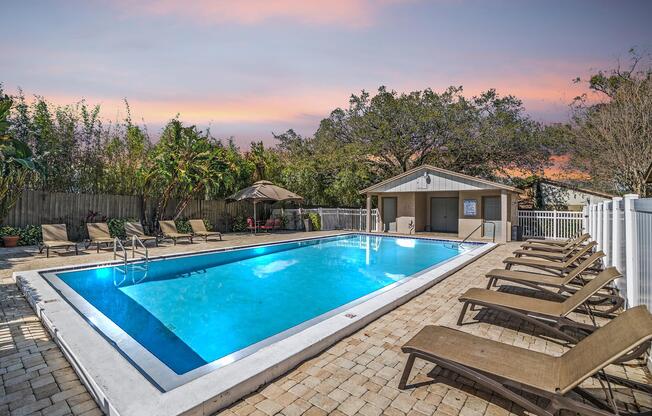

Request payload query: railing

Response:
[586,195,652,311]
[131,235,149,261]
[113,237,127,266]
[517,210,584,239]
[271,208,379,232]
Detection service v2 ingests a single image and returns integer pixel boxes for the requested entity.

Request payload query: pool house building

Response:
[361,165,522,243]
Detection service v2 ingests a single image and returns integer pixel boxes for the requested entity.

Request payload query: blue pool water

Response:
[50,234,472,376]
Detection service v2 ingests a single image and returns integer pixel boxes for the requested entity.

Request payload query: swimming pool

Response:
[20,233,492,415]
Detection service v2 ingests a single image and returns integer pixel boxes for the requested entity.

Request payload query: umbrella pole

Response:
[254,200,257,235]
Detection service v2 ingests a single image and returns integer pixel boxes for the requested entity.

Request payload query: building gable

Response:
[360,165,520,194]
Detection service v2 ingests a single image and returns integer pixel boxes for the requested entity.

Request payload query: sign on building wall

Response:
[463,199,477,216]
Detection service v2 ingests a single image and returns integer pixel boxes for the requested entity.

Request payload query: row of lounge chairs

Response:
[399,233,652,416]
[39,220,222,257]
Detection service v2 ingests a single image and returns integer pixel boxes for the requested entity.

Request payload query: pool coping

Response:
[14,232,496,416]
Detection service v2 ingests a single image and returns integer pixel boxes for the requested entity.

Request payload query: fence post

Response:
[552,210,558,239]
[602,201,611,266]
[624,194,639,307]
[596,203,604,250]
[582,205,588,234]
[611,196,623,285]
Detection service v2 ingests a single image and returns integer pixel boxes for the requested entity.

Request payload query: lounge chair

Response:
[503,241,597,275]
[399,305,652,416]
[520,233,590,252]
[513,238,593,261]
[189,219,222,242]
[86,223,115,253]
[523,232,589,247]
[485,252,622,315]
[124,222,158,246]
[457,267,622,343]
[39,224,78,258]
[159,220,193,245]
[486,251,605,292]
[273,217,282,231]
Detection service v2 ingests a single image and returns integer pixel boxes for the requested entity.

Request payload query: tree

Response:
[314,86,552,180]
[569,52,652,196]
[144,119,233,221]
[0,91,40,223]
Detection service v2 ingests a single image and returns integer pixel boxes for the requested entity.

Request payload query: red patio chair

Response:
[273,218,282,230]
[247,217,258,233]
[260,218,274,232]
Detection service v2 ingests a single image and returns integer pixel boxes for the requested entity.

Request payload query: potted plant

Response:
[302,214,312,232]
[1,228,19,247]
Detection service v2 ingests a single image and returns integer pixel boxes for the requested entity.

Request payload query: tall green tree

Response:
[144,119,234,221]
[0,90,40,223]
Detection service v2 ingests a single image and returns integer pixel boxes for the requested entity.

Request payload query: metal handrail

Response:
[131,235,149,261]
[113,237,127,266]
[459,220,496,245]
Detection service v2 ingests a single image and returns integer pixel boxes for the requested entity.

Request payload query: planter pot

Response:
[303,219,312,232]
[2,236,19,247]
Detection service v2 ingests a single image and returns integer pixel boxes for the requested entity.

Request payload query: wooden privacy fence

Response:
[4,190,268,240]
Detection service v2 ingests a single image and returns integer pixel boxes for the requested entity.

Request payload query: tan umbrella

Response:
[227,181,303,233]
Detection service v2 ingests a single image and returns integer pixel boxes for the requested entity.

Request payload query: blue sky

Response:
[2,0,651,144]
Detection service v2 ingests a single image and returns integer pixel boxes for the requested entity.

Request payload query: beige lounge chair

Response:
[124,222,158,246]
[159,220,193,245]
[86,223,115,253]
[503,241,597,275]
[486,252,622,315]
[523,232,589,247]
[487,251,605,292]
[39,224,78,258]
[457,267,622,343]
[521,233,590,252]
[513,237,593,261]
[399,305,652,416]
[189,219,222,242]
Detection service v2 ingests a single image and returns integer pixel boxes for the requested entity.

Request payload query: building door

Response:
[482,196,501,221]
[430,197,459,233]
[482,196,501,239]
[382,197,397,232]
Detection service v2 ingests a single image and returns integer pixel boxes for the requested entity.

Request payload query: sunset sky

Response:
[2,0,651,145]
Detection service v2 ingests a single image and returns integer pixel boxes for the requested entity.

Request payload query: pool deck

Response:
[1,231,650,416]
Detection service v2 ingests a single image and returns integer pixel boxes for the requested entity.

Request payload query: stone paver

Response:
[1,233,650,415]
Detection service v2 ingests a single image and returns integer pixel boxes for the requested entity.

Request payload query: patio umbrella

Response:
[227,180,303,233]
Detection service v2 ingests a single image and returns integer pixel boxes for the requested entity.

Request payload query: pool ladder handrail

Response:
[113,237,128,266]
[459,220,496,245]
[131,235,149,262]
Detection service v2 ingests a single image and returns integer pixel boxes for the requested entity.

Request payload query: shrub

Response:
[0,225,42,246]
[175,218,191,233]
[307,212,321,231]
[231,214,249,232]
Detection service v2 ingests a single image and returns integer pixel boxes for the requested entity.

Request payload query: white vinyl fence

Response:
[272,208,379,232]
[586,195,652,310]
[517,210,585,240]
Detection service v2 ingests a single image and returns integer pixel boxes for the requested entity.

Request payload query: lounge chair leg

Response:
[97,243,100,253]
[457,302,470,325]
[46,247,50,258]
[75,245,78,255]
[486,277,495,289]
[398,354,416,389]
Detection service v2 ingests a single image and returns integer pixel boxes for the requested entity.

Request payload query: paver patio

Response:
[1,232,650,416]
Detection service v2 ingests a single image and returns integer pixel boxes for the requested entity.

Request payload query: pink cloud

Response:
[118,0,410,28]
